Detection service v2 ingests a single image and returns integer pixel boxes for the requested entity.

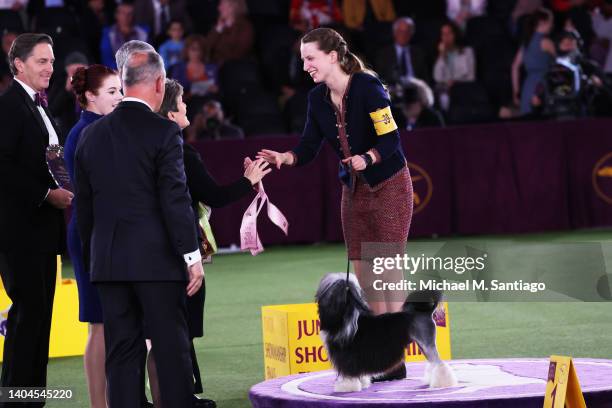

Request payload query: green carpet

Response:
[13,230,612,407]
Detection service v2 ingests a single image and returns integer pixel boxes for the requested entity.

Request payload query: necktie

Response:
[399,47,408,77]
[34,92,48,108]
[161,5,170,33]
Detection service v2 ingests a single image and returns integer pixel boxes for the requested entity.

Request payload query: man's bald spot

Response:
[126,51,149,69]
[122,50,165,88]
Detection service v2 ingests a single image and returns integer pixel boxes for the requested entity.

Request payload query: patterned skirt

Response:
[341,166,413,260]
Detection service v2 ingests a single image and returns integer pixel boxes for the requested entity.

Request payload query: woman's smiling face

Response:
[300,41,335,84]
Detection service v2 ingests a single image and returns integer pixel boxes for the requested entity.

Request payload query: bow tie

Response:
[34,92,48,108]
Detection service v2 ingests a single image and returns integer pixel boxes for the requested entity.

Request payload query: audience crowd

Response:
[2,0,612,137]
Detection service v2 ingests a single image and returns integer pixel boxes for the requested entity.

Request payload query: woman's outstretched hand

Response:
[243,158,272,185]
[256,149,293,169]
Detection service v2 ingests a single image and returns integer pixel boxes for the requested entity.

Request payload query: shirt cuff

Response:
[184,249,202,266]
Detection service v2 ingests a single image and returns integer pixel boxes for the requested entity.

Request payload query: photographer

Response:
[188,100,245,140]
[532,30,612,118]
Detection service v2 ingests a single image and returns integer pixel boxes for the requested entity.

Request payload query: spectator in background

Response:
[168,34,218,99]
[100,2,149,68]
[202,0,254,66]
[512,0,543,36]
[290,0,343,32]
[401,79,445,129]
[342,0,396,64]
[446,0,487,29]
[551,0,595,50]
[512,8,555,114]
[342,0,395,30]
[159,19,184,68]
[0,0,26,33]
[48,51,88,133]
[132,0,191,47]
[375,17,430,90]
[433,21,475,110]
[79,0,109,65]
[591,3,612,74]
[0,30,18,93]
[187,100,244,140]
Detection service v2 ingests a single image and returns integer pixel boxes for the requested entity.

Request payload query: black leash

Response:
[344,162,355,305]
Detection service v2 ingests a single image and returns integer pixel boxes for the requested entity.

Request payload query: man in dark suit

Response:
[74,49,203,408]
[0,33,73,403]
[375,17,431,86]
[133,0,192,45]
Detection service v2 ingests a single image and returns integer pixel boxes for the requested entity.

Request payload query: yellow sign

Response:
[544,355,586,408]
[262,302,451,379]
[0,256,88,361]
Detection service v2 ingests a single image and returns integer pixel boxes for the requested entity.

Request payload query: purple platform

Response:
[249,359,612,407]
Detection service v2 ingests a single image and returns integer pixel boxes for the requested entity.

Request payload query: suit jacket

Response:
[133,0,192,37]
[376,44,431,85]
[74,101,198,282]
[0,81,65,253]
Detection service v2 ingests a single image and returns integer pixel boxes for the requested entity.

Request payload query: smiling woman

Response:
[257,25,413,349]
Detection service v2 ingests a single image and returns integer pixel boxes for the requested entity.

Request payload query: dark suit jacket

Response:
[376,44,431,85]
[0,81,65,253]
[74,101,198,282]
[133,0,192,36]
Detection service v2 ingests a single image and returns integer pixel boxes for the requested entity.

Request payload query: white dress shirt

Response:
[13,77,59,146]
[122,96,202,266]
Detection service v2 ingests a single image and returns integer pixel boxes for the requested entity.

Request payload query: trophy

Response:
[45,144,74,193]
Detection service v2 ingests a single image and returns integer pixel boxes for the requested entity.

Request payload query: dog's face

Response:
[315,273,369,344]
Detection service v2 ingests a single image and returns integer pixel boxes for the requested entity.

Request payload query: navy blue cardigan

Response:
[291,72,406,188]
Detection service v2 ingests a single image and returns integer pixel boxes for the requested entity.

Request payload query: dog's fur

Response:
[316,273,458,392]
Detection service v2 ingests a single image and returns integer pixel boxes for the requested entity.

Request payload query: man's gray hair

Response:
[115,40,155,73]
[393,17,415,33]
[123,50,165,87]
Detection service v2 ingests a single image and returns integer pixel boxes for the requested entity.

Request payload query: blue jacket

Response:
[292,72,406,188]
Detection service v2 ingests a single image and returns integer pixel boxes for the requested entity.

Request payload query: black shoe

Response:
[193,395,217,408]
[371,364,407,383]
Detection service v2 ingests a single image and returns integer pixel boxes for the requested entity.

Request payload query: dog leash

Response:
[344,162,355,306]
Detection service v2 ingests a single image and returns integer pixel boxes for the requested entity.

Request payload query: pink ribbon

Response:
[240,181,289,255]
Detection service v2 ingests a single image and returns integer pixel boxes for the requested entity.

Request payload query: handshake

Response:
[242,156,272,186]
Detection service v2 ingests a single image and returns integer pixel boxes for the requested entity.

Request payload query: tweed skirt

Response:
[341,166,413,260]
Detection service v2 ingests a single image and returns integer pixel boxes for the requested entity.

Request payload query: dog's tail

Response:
[402,290,442,314]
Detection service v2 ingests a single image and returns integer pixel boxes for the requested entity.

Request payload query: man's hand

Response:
[186,261,204,296]
[46,188,74,209]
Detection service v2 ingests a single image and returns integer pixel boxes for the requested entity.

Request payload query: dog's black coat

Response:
[316,275,441,378]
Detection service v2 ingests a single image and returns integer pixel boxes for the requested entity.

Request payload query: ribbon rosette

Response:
[240,181,288,255]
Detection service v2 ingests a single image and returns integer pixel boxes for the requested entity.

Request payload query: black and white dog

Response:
[315,273,457,392]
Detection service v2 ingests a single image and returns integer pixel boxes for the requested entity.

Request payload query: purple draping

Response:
[193,119,612,247]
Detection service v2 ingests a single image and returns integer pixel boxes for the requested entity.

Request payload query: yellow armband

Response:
[369,106,398,136]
